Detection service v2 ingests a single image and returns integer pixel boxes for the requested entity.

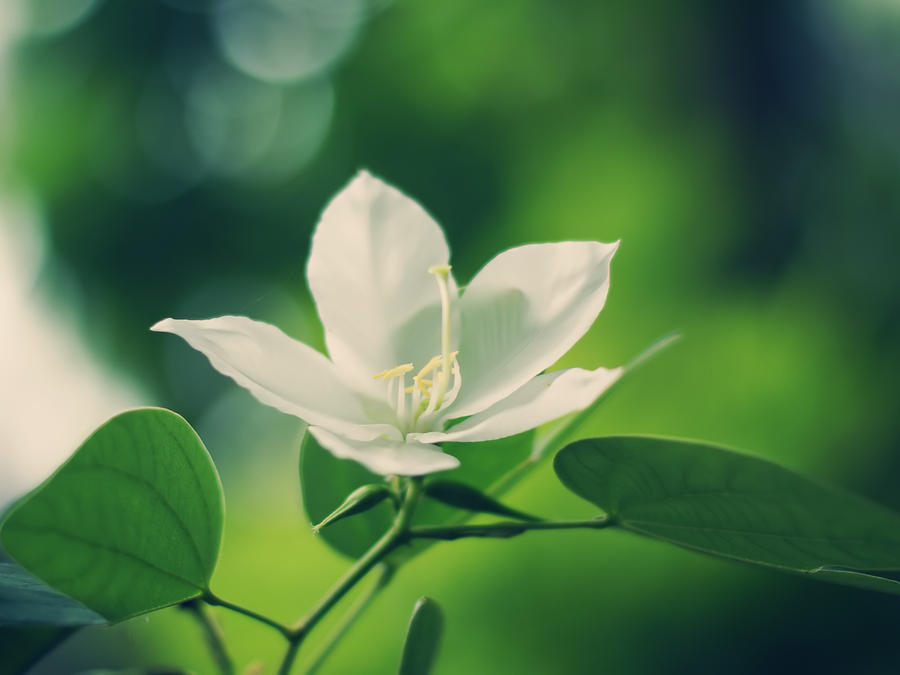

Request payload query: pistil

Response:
[427,264,453,410]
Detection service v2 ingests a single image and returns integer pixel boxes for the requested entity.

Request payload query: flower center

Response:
[372,265,462,434]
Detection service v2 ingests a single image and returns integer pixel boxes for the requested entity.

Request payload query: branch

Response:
[183,599,235,675]
[302,563,395,675]
[406,517,611,541]
[202,591,293,639]
[277,479,425,674]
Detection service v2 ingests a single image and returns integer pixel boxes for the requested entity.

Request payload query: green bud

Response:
[312,484,396,533]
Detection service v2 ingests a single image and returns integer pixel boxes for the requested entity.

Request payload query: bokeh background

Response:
[2,0,900,673]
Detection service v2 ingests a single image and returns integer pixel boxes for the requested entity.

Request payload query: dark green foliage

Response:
[555,436,900,593]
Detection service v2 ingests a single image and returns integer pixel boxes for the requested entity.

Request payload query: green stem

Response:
[277,479,425,675]
[202,590,293,639]
[278,641,302,675]
[407,517,611,541]
[183,599,235,675]
[302,563,395,675]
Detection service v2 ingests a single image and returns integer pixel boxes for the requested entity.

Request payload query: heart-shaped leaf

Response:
[1,408,225,622]
[554,436,900,591]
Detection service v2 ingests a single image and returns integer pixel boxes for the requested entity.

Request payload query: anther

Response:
[373,363,414,380]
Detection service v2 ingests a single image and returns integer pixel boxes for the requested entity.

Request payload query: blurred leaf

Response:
[415,431,535,526]
[481,335,679,505]
[0,562,94,675]
[423,480,539,521]
[300,338,674,559]
[0,626,75,675]
[554,436,900,592]
[398,597,444,675]
[532,333,680,461]
[0,561,104,626]
[0,408,225,622]
[300,429,535,559]
[300,431,394,559]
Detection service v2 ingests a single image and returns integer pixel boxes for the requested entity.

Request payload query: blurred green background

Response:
[2,0,900,673]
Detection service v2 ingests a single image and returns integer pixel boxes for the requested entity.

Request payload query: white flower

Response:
[152,171,622,476]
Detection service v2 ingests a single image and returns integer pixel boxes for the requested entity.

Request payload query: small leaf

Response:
[300,431,394,559]
[1,408,225,622]
[413,430,535,528]
[424,480,539,522]
[0,562,104,626]
[300,429,536,559]
[554,436,900,592]
[313,484,396,533]
[398,597,444,675]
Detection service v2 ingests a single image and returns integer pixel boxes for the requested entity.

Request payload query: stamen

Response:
[414,355,443,379]
[395,368,407,421]
[441,356,463,408]
[417,353,460,427]
[405,379,432,394]
[427,265,453,410]
[373,363,414,380]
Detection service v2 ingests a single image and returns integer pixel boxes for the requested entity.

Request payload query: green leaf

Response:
[554,436,900,592]
[423,480,539,522]
[299,335,676,559]
[313,484,396,533]
[398,596,444,675]
[0,562,104,626]
[0,408,225,622]
[414,431,535,526]
[300,431,394,559]
[300,427,536,559]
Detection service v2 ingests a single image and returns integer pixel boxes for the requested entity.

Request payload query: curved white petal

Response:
[414,366,623,444]
[448,241,618,418]
[306,171,459,394]
[152,316,398,440]
[308,426,460,476]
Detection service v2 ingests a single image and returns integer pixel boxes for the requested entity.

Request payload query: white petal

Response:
[306,170,459,392]
[152,316,398,440]
[308,426,460,476]
[414,366,623,444]
[448,241,618,418]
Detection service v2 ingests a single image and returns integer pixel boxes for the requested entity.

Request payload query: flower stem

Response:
[406,517,611,541]
[278,641,302,675]
[277,479,424,674]
[182,599,235,675]
[427,264,453,408]
[301,563,395,675]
